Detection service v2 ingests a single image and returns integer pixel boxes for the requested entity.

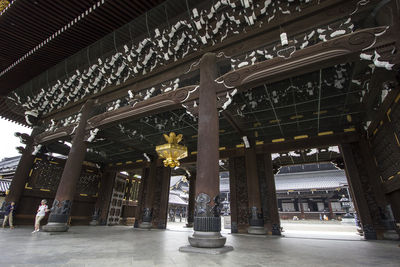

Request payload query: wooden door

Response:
[107,174,127,225]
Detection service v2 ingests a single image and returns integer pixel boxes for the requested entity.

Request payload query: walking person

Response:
[2,202,16,229]
[32,199,50,233]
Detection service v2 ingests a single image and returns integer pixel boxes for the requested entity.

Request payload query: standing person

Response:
[2,202,16,229]
[32,199,50,233]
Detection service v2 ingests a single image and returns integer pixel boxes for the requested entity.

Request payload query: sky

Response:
[0,118,31,160]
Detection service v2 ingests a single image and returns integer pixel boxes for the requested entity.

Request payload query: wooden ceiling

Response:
[0,0,166,97]
[75,63,367,164]
[0,0,174,124]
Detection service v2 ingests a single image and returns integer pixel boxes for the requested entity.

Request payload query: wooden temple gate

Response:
[1,0,400,243]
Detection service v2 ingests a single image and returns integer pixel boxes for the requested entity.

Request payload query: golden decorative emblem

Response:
[0,0,10,13]
[156,132,188,168]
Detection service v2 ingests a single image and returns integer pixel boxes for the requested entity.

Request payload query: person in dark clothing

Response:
[2,202,16,229]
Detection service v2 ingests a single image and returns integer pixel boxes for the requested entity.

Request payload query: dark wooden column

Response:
[387,190,400,224]
[327,199,334,219]
[340,143,377,239]
[228,157,239,233]
[134,167,147,228]
[139,160,157,229]
[44,100,94,232]
[358,137,388,204]
[92,170,116,225]
[245,147,266,234]
[186,174,196,227]
[299,198,305,219]
[5,132,36,205]
[263,153,281,235]
[155,166,171,229]
[188,53,226,248]
[195,53,220,207]
[228,156,249,233]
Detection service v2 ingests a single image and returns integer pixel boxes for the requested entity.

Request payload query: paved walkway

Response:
[0,225,399,266]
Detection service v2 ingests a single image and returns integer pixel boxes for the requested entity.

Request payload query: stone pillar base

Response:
[179,245,233,254]
[362,224,377,240]
[248,226,267,235]
[271,225,282,236]
[188,231,226,248]
[89,220,99,226]
[383,230,400,240]
[43,222,69,232]
[341,218,356,225]
[139,222,152,229]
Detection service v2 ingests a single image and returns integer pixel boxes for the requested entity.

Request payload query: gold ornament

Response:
[0,1,10,13]
[156,132,188,168]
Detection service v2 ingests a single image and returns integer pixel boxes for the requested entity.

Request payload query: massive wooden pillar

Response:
[228,156,249,233]
[187,53,227,249]
[186,174,196,227]
[340,143,377,239]
[261,153,281,235]
[4,132,36,205]
[135,161,170,229]
[326,199,334,219]
[43,100,94,232]
[92,170,115,225]
[134,167,147,228]
[153,166,171,229]
[139,160,157,229]
[245,147,266,234]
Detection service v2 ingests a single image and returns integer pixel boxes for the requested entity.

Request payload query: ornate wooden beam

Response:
[102,131,358,172]
[90,26,394,128]
[218,26,395,91]
[179,132,359,164]
[36,26,396,144]
[87,85,198,129]
[40,0,380,122]
[258,132,360,154]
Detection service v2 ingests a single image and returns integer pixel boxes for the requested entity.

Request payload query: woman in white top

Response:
[32,199,50,233]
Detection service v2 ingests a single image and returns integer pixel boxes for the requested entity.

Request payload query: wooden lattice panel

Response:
[107,175,126,225]
[371,125,400,181]
[27,156,101,195]
[30,159,63,190]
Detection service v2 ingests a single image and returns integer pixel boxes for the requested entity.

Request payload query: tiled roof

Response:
[275,169,347,191]
[0,156,20,176]
[169,193,187,205]
[170,176,182,186]
[220,178,230,192]
[0,179,11,193]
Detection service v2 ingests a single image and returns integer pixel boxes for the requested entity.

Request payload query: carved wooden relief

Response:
[30,159,63,191]
[27,157,101,195]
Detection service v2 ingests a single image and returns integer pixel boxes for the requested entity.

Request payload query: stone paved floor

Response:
[0,225,399,267]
